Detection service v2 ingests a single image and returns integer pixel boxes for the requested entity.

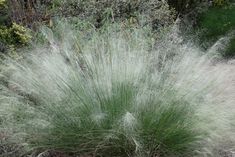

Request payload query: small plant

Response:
[11,23,31,45]
[0,23,31,51]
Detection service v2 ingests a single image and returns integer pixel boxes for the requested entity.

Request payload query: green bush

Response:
[0,23,31,54]
[213,0,229,6]
[198,5,235,57]
[0,0,10,26]
[167,0,203,13]
[0,0,5,6]
[49,0,176,29]
[0,23,234,157]
[0,23,31,45]
[224,37,235,57]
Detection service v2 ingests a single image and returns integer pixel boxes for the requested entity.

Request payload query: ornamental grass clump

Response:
[0,23,234,157]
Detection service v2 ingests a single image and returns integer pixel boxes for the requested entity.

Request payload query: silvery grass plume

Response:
[0,23,234,157]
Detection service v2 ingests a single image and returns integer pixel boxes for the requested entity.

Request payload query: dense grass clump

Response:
[0,24,234,157]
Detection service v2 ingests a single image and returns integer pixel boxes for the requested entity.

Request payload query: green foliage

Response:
[0,0,9,26]
[167,0,203,13]
[0,23,31,47]
[0,0,235,156]
[213,0,229,6]
[0,0,5,7]
[11,23,31,45]
[224,37,235,57]
[49,0,176,29]
[198,5,235,57]
[199,6,235,38]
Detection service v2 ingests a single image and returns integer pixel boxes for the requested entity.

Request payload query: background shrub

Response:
[0,23,31,45]
[197,4,235,57]
[7,0,52,28]
[58,0,176,27]
[0,0,9,25]
[213,0,230,6]
[167,0,204,13]
[0,23,31,54]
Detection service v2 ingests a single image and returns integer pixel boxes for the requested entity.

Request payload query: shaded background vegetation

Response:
[198,4,235,57]
[0,0,234,57]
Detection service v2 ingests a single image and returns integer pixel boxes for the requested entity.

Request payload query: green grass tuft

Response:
[0,23,234,157]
